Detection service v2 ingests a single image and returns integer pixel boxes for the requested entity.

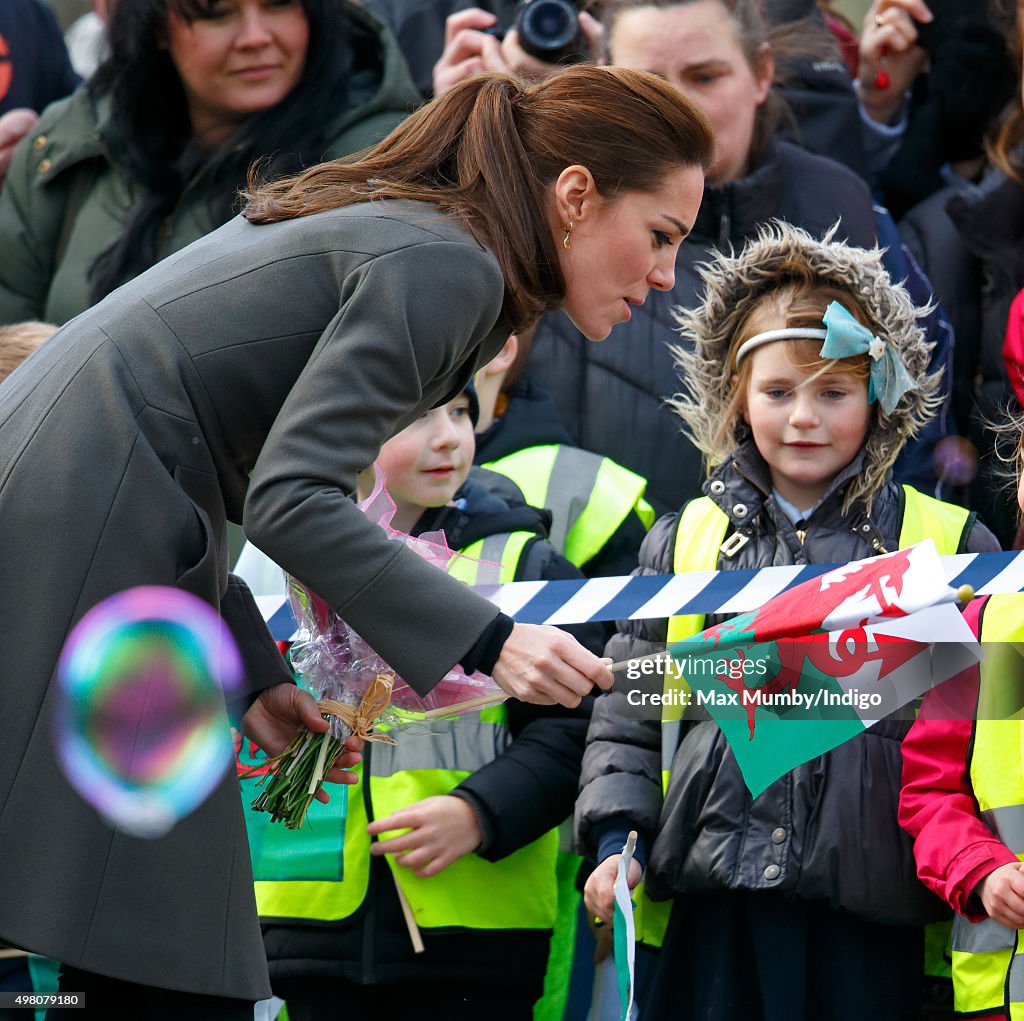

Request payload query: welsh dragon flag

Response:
[663,540,980,797]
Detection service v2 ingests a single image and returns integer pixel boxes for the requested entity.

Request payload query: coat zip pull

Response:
[718,211,732,248]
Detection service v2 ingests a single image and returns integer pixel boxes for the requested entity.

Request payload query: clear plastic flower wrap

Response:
[243,467,506,829]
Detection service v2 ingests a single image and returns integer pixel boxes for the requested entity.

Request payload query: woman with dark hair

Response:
[0,65,712,1016]
[0,0,420,326]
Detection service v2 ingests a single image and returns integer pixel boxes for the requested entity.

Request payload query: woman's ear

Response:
[552,164,599,225]
[753,42,774,105]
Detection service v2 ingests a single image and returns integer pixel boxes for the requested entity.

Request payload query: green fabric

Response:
[533,850,582,1021]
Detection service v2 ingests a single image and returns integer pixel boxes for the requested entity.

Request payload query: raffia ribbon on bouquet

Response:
[319,673,397,744]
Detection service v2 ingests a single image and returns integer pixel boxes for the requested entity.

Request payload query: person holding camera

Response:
[429,1,603,96]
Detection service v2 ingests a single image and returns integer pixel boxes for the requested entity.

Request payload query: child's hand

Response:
[583,853,642,924]
[367,795,482,877]
[977,862,1024,929]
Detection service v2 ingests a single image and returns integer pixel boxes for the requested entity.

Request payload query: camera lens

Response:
[517,0,580,59]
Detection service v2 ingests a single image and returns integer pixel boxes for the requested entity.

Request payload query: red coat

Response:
[899,597,1019,920]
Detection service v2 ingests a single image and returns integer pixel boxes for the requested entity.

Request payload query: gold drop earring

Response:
[562,221,573,250]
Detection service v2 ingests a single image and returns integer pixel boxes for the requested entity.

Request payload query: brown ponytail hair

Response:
[243,66,713,330]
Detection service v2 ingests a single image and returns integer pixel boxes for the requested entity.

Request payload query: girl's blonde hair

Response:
[0,321,57,383]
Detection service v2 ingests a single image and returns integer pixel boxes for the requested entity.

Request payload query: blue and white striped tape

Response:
[257,550,1024,641]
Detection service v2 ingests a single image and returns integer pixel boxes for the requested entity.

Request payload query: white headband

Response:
[734,327,827,366]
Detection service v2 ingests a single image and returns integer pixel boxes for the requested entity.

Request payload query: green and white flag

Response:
[663,541,981,796]
[614,830,638,1021]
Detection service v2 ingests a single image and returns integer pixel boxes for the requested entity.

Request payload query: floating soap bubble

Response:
[932,435,979,488]
[55,586,243,838]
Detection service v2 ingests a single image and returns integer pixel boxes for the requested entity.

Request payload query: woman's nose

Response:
[235,5,274,47]
[648,254,676,292]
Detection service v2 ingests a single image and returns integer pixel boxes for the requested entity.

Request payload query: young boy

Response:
[237,385,601,1021]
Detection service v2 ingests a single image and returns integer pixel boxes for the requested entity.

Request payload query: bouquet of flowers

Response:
[244,468,505,829]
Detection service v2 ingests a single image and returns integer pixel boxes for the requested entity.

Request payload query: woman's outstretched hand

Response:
[491,622,613,707]
[241,683,363,802]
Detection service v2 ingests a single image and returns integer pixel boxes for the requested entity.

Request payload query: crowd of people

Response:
[1,1,1024,1020]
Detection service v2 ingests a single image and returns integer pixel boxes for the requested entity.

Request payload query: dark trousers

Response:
[275,976,538,1021]
[644,890,922,1021]
[44,964,255,1020]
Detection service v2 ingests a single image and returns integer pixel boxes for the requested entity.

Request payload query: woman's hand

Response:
[584,853,642,923]
[240,683,363,802]
[857,0,932,125]
[367,795,482,876]
[977,862,1024,929]
[433,8,510,96]
[491,622,612,707]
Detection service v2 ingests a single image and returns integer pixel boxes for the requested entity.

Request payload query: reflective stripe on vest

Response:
[951,593,1024,1017]
[448,530,534,586]
[483,445,653,567]
[251,534,561,932]
[633,486,972,949]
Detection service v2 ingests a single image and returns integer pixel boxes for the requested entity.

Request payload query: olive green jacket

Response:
[0,2,420,326]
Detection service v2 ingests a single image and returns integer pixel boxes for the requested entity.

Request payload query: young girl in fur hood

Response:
[575,221,1000,1021]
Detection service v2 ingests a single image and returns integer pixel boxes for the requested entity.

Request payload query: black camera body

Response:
[513,0,586,64]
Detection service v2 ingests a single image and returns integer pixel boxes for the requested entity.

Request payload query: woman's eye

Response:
[653,230,672,248]
[196,1,232,19]
[823,389,847,400]
[766,388,789,400]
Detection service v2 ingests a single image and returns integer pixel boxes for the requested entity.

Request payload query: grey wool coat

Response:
[0,199,510,998]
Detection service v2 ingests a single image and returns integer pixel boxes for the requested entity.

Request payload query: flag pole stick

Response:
[393,873,425,954]
[418,692,508,719]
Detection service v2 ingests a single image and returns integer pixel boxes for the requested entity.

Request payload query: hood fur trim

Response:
[668,220,941,512]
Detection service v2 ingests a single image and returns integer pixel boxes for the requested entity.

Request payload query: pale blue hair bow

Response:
[819,301,915,413]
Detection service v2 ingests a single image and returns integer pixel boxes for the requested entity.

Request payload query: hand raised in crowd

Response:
[0,109,39,188]
[977,861,1024,929]
[241,682,364,801]
[432,6,603,97]
[491,621,613,708]
[857,0,932,126]
[584,852,643,924]
[368,795,483,876]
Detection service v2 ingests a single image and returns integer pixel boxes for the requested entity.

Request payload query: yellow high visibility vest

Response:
[483,445,654,568]
[949,593,1024,1018]
[250,530,559,933]
[633,485,971,948]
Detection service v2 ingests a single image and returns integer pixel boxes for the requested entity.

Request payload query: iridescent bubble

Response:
[932,435,980,488]
[55,586,243,838]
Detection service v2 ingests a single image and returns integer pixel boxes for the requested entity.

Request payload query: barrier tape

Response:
[257,549,1024,641]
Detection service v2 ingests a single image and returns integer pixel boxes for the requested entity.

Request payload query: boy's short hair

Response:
[0,321,58,383]
[463,380,480,428]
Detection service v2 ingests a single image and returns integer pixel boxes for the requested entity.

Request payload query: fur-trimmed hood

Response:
[668,220,942,512]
